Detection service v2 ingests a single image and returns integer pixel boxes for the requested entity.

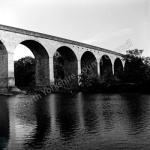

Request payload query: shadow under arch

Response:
[100,55,113,78]
[0,41,9,92]
[114,58,123,78]
[53,46,78,89]
[18,40,50,87]
[81,51,97,77]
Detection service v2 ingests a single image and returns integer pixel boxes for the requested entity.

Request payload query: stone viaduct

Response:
[0,24,125,93]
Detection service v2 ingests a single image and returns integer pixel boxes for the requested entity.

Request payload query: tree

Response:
[14,56,35,88]
[123,49,150,84]
[126,49,144,57]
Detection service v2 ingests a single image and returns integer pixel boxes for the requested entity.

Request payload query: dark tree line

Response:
[122,49,150,84]
[14,49,150,93]
[79,49,150,93]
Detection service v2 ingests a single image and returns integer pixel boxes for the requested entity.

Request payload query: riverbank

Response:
[16,82,150,95]
[81,83,150,94]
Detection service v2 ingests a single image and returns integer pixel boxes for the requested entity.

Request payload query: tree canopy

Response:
[14,56,35,88]
[123,49,150,84]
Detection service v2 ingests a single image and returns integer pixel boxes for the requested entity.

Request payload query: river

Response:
[0,93,150,150]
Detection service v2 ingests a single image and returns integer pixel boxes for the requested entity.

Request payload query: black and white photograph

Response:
[0,0,150,149]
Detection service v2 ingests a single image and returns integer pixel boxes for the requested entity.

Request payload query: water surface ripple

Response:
[0,93,150,150]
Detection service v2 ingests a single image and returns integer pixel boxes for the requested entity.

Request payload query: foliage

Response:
[79,49,150,93]
[53,52,64,80]
[126,49,143,57]
[123,49,150,84]
[14,49,150,93]
[101,66,115,84]
[79,71,114,92]
[14,56,35,88]
[79,73,100,91]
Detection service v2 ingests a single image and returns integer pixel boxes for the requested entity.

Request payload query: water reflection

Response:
[55,94,78,141]
[124,94,146,136]
[0,97,9,150]
[23,96,51,149]
[99,94,129,143]
[102,100,114,131]
[81,93,98,133]
[1,93,150,149]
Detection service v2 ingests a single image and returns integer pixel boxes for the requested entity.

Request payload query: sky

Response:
[0,0,149,60]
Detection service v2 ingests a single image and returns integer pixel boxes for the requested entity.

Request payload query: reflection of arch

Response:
[81,51,97,77]
[82,93,98,132]
[55,95,78,140]
[19,40,50,86]
[0,41,8,90]
[100,55,113,77]
[114,58,123,77]
[53,46,78,89]
[24,96,51,148]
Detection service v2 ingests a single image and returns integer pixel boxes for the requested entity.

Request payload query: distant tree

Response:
[126,49,144,57]
[14,56,35,88]
[142,56,150,82]
[123,49,150,83]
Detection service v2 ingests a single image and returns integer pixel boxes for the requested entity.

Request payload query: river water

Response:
[0,93,150,150]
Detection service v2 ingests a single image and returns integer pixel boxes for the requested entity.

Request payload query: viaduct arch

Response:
[81,51,97,77]
[20,40,50,87]
[0,24,125,93]
[114,58,124,78]
[53,46,78,89]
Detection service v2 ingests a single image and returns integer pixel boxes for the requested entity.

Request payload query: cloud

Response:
[82,28,133,45]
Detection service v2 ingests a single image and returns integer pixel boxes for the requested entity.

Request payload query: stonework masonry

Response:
[0,24,125,93]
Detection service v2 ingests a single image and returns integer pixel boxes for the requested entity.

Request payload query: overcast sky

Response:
[0,0,149,60]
